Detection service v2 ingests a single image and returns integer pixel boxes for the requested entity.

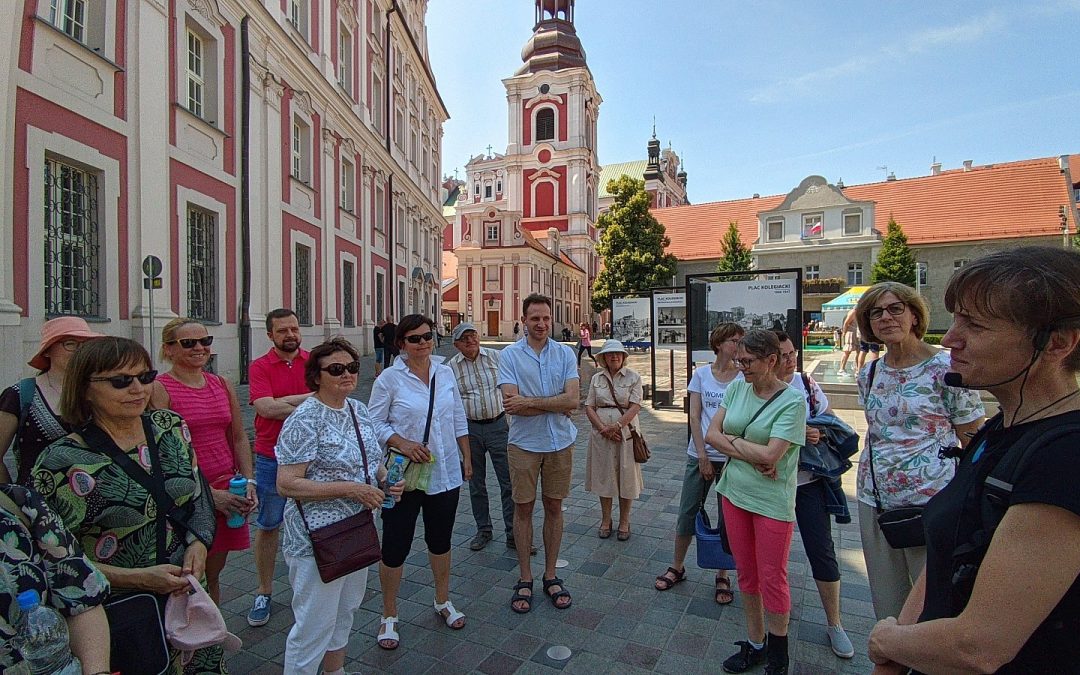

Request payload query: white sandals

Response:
[433,598,466,629]
[377,616,399,650]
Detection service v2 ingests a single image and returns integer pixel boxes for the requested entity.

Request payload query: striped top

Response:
[158,372,237,486]
[447,347,503,421]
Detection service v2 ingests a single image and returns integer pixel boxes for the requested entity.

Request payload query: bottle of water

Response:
[15,590,82,674]
[227,475,248,528]
[382,455,406,509]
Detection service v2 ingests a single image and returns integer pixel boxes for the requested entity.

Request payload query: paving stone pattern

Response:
[222,341,875,674]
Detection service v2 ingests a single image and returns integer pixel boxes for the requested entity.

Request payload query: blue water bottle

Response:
[15,589,82,674]
[227,475,248,528]
[382,455,406,509]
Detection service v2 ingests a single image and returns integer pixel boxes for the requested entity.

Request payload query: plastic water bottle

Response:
[382,455,406,509]
[15,590,82,674]
[227,475,248,528]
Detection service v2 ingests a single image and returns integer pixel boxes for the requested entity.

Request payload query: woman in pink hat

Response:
[0,316,102,484]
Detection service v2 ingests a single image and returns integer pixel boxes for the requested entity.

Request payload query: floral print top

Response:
[0,484,110,673]
[856,352,985,509]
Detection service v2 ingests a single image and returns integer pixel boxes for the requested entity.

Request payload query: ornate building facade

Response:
[0,0,446,382]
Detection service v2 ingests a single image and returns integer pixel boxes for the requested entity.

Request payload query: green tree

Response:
[716,221,753,280]
[591,176,679,313]
[871,217,917,286]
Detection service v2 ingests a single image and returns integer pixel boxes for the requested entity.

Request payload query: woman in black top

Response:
[868,246,1080,674]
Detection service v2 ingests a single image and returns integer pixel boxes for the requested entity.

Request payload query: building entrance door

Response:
[487,311,499,337]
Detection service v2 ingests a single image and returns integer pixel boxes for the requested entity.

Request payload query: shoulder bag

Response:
[80,417,173,675]
[296,401,382,583]
[603,375,649,463]
[398,373,437,491]
[865,359,926,549]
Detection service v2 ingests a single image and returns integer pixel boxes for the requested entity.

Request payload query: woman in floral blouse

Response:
[854,282,985,620]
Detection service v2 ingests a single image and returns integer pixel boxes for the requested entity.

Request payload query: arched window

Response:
[535,108,555,142]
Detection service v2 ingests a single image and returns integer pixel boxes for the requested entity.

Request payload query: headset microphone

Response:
[943,327,1051,389]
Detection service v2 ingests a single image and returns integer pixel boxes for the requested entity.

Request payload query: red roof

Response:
[655,155,1078,260]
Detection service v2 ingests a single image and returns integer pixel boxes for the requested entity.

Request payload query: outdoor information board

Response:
[611,295,652,349]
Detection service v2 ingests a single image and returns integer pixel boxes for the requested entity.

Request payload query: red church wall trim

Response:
[18,0,35,72]
[113,0,127,119]
[280,87,294,202]
[522,94,567,146]
[281,212,324,325]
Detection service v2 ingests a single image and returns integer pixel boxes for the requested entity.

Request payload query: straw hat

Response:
[29,317,103,370]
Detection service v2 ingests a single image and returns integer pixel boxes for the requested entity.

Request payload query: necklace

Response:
[1013,389,1080,426]
[43,372,63,396]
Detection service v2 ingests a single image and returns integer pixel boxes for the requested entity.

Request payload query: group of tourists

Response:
[1,246,1078,674]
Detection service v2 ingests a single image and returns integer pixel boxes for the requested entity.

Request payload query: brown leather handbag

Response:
[603,376,650,463]
[296,402,382,583]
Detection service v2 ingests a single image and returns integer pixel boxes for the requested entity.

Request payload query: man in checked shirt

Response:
[448,323,532,553]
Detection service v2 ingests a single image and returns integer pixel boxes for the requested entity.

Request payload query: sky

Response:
[426,0,1080,204]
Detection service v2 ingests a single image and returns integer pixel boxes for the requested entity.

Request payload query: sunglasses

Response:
[404,331,435,344]
[869,302,907,321]
[167,336,214,349]
[89,370,158,389]
[320,361,361,376]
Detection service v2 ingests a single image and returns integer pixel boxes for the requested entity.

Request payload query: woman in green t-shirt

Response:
[705,329,806,675]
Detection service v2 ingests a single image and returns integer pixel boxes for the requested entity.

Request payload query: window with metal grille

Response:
[44,158,100,317]
[805,265,820,280]
[295,243,312,325]
[342,261,355,327]
[186,30,205,118]
[535,108,555,142]
[49,0,86,43]
[186,208,217,321]
[375,272,385,320]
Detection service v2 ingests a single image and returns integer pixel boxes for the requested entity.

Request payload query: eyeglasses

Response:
[781,350,799,361]
[59,339,80,352]
[167,336,214,349]
[320,361,361,376]
[734,357,760,368]
[404,331,435,344]
[89,370,158,389]
[869,302,907,321]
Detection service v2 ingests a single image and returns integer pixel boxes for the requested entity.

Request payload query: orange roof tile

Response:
[655,155,1078,260]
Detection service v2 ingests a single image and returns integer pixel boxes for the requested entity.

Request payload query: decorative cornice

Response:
[188,0,225,27]
[292,89,314,116]
[338,0,357,27]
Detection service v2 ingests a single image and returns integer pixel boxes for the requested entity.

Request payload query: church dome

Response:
[516,0,587,75]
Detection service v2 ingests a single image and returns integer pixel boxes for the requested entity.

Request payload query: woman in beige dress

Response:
[585,340,644,541]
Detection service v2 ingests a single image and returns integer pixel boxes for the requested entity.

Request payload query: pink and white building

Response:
[0,0,447,382]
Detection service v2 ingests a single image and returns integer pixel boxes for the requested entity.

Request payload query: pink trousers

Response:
[722,497,796,614]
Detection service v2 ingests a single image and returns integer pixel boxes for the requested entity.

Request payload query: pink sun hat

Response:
[165,575,242,664]
[28,317,104,370]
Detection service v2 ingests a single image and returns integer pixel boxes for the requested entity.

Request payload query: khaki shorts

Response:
[507,444,573,503]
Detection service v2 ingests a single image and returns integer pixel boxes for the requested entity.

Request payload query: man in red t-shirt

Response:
[246,308,311,627]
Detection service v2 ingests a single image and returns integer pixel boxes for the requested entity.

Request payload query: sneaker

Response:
[469,531,493,551]
[827,624,855,658]
[247,593,272,627]
[723,640,767,673]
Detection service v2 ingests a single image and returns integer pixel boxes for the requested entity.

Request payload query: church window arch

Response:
[534,106,556,143]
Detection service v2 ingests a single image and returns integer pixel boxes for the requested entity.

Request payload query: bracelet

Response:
[246,479,257,486]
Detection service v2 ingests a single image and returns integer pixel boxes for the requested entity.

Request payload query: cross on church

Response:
[486,144,493,157]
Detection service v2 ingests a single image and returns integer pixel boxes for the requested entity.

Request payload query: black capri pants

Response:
[380,487,460,568]
[794,479,840,582]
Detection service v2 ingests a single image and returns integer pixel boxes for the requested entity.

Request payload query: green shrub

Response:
[923,333,943,346]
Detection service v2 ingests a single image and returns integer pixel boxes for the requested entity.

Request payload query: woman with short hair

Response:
[869,246,1080,673]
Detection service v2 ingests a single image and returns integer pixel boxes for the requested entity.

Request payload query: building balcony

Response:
[802,278,846,295]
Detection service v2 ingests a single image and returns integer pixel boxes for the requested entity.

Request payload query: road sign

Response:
[142,255,162,279]
[143,278,163,289]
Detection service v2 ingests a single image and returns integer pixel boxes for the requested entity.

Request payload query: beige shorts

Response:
[507,444,573,503]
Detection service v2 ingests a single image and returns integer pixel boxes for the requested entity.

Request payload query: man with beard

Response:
[247,308,312,626]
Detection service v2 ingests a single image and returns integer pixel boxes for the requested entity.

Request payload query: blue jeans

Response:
[467,417,514,536]
[254,454,287,530]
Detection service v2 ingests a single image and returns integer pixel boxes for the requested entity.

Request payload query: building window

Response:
[535,108,555,142]
[409,129,418,165]
[342,261,355,327]
[375,270,385,321]
[766,218,784,242]
[294,243,312,325]
[44,158,100,317]
[496,179,502,194]
[473,181,480,197]
[917,262,928,288]
[186,207,217,321]
[953,259,969,271]
[288,0,308,39]
[802,213,824,239]
[340,158,355,211]
[843,210,862,236]
[805,265,820,280]
[847,262,864,286]
[374,184,385,232]
[186,30,205,118]
[484,183,493,200]
[393,45,403,81]
[394,105,404,150]
[291,118,310,182]
[372,74,384,135]
[338,26,352,94]
[486,224,499,242]
[49,0,87,43]
[398,280,405,316]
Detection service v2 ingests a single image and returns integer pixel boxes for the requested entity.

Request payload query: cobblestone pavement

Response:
[221,339,874,674]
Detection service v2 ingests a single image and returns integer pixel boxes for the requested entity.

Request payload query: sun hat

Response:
[28,317,104,370]
[165,575,242,665]
[452,322,478,341]
[595,340,629,358]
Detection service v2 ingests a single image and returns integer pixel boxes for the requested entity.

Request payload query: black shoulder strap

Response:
[736,387,786,438]
[79,416,174,564]
[865,359,884,511]
[800,372,817,417]
[422,373,437,445]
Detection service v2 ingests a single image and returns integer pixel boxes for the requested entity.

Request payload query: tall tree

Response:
[871,217,917,287]
[716,221,753,280]
[591,176,679,313]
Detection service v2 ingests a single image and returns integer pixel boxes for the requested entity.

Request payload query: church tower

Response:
[503,0,602,285]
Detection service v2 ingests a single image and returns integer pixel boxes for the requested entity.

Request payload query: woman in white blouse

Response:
[368,314,472,651]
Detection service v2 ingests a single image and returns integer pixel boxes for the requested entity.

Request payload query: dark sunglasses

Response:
[168,336,214,349]
[320,361,360,376]
[89,370,158,389]
[404,331,435,344]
